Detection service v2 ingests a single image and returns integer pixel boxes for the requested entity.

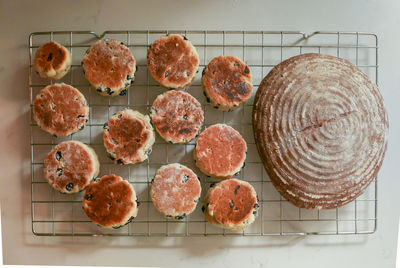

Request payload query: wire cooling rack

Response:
[29,30,378,236]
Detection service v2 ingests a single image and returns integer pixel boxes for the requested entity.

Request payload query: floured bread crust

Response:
[253,53,388,209]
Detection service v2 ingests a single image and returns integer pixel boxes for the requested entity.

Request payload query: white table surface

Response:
[1,0,399,267]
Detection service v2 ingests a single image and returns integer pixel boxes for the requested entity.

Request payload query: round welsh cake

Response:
[82,39,136,96]
[194,124,247,179]
[150,90,204,144]
[252,53,388,209]
[44,141,99,194]
[203,178,259,231]
[147,34,199,89]
[33,83,89,137]
[33,41,72,80]
[103,109,155,165]
[202,56,253,111]
[150,163,201,220]
[82,174,138,228]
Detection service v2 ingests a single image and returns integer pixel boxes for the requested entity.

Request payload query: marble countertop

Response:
[0,0,399,267]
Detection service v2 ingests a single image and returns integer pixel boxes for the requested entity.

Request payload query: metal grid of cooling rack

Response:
[29,30,378,237]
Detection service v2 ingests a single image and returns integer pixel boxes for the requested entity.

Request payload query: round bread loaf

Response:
[194,124,247,179]
[82,174,138,228]
[103,109,155,165]
[150,90,204,144]
[44,141,99,194]
[202,56,252,111]
[253,53,388,209]
[150,163,201,220]
[147,34,199,89]
[33,83,89,137]
[203,178,259,231]
[33,41,72,80]
[82,39,136,97]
